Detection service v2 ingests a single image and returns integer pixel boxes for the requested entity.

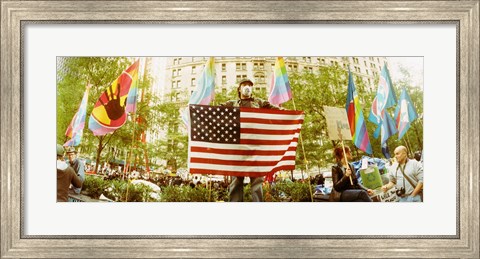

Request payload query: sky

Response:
[387,57,424,88]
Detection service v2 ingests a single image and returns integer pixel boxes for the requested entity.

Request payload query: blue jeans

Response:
[229,176,264,202]
[399,195,422,202]
[340,189,372,202]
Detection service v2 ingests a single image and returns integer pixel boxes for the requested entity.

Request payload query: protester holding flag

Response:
[330,146,373,202]
[381,145,423,202]
[221,78,283,202]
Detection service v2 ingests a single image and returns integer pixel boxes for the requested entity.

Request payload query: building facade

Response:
[161,56,388,103]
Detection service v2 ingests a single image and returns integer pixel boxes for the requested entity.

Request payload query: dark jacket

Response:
[57,162,83,202]
[332,163,367,193]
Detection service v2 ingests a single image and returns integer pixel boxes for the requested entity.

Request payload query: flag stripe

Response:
[190,161,296,172]
[190,165,295,177]
[240,138,299,145]
[241,117,304,125]
[240,133,299,141]
[189,151,297,161]
[191,156,296,166]
[241,107,300,116]
[190,140,297,151]
[241,123,300,130]
[240,128,300,135]
[190,146,298,155]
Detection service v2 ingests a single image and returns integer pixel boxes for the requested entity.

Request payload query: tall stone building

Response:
[161,56,388,102]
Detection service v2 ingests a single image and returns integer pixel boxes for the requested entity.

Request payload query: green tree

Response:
[57,57,157,173]
[281,66,349,170]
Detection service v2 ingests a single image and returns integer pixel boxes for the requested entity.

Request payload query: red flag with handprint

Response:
[88,60,139,136]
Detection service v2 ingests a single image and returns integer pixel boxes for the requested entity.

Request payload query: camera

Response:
[396,187,405,196]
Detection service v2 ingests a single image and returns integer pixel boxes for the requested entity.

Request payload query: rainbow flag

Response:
[346,70,372,154]
[268,57,292,105]
[64,85,89,146]
[181,57,215,127]
[88,60,140,136]
[394,88,418,139]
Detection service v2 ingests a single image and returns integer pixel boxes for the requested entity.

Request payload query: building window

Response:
[260,63,264,70]
[271,64,275,71]
[236,63,246,71]
[293,65,298,71]
[191,66,196,74]
[172,80,181,89]
[173,69,181,77]
[353,57,359,64]
[191,78,196,86]
[222,75,227,85]
[176,80,181,88]
[222,63,226,72]
[173,58,183,65]
[254,73,265,84]
[236,75,247,83]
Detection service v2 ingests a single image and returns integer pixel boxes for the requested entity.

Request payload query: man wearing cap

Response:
[57,144,82,202]
[222,78,282,202]
[65,146,85,194]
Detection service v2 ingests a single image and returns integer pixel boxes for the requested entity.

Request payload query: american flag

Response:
[188,104,304,177]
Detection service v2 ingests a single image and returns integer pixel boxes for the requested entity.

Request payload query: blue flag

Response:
[368,63,398,144]
[394,88,418,140]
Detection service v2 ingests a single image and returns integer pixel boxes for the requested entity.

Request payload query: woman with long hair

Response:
[331,146,373,202]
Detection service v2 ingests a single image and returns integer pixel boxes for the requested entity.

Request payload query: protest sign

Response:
[377,187,400,202]
[323,106,352,141]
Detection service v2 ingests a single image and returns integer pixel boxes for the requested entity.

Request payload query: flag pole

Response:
[405,131,415,157]
[124,58,143,181]
[291,98,314,202]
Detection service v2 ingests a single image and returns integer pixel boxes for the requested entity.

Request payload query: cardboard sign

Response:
[378,187,400,202]
[359,165,383,190]
[323,106,352,141]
